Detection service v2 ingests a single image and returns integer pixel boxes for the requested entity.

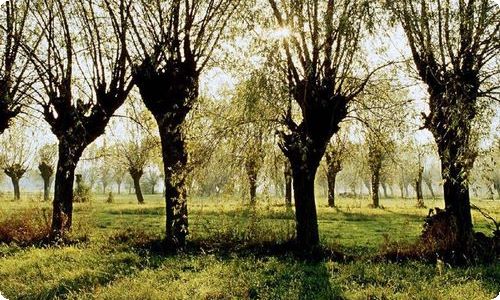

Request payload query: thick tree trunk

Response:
[441,158,473,251]
[158,123,188,247]
[284,161,292,206]
[43,177,51,201]
[11,177,20,200]
[326,170,338,207]
[371,164,381,208]
[133,55,198,249]
[130,169,144,204]
[51,143,81,235]
[117,182,121,195]
[291,164,319,247]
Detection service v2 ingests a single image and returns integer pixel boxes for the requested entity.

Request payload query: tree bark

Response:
[415,166,424,208]
[371,163,381,208]
[245,157,258,204]
[325,151,341,208]
[43,177,50,201]
[326,170,338,207]
[158,124,188,247]
[39,162,53,201]
[11,177,20,200]
[130,169,144,204]
[284,161,292,206]
[4,164,26,201]
[133,55,197,248]
[424,178,435,198]
[440,157,473,251]
[291,163,319,247]
[51,142,82,235]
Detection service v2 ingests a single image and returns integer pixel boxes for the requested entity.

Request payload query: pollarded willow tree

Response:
[324,131,350,208]
[357,79,408,208]
[128,0,240,247]
[38,143,57,201]
[388,0,500,253]
[25,0,133,235]
[0,0,31,134]
[268,0,384,247]
[0,125,31,200]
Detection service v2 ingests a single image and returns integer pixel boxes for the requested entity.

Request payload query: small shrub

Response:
[74,174,92,203]
[106,192,114,203]
[0,208,51,246]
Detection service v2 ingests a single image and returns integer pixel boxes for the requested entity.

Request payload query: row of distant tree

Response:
[0,0,498,255]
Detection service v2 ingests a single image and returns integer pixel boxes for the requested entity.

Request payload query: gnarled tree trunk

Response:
[133,57,198,248]
[4,164,26,200]
[290,157,320,247]
[51,140,83,235]
[158,124,188,247]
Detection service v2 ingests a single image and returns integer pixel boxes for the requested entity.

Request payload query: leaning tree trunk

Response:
[370,163,381,208]
[158,122,189,247]
[424,178,435,199]
[51,141,83,235]
[284,161,292,206]
[129,168,144,204]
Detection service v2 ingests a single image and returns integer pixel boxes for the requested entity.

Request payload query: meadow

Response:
[0,194,498,300]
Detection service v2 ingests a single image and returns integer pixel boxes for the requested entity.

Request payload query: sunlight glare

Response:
[269,27,292,40]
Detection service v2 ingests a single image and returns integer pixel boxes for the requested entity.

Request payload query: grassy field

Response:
[0,194,498,299]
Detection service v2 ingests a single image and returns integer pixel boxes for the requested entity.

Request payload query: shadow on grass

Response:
[107,228,346,299]
[296,261,344,300]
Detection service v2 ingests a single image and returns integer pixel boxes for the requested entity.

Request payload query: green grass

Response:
[0,194,498,299]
